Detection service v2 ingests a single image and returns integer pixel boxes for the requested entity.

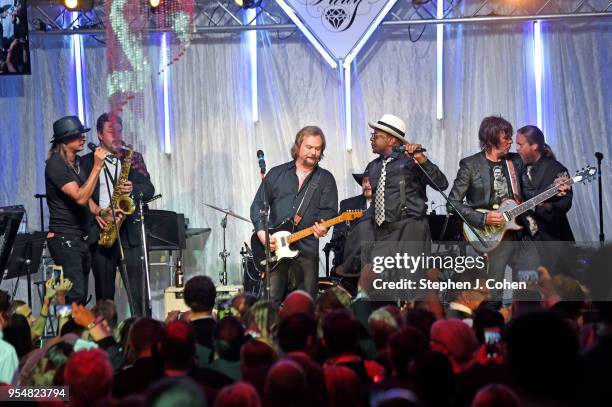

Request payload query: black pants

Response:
[374,216,431,246]
[532,236,574,274]
[368,217,432,301]
[484,233,540,302]
[47,234,91,305]
[268,255,318,305]
[90,240,145,316]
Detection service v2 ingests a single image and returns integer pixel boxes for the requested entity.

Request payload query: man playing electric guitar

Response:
[250,126,338,305]
[448,116,541,303]
[516,125,573,271]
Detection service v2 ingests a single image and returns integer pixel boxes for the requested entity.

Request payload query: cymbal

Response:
[204,203,251,223]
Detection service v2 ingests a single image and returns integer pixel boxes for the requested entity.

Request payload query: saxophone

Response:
[98,144,136,248]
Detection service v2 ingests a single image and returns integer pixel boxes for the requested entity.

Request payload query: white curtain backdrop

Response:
[1,18,610,318]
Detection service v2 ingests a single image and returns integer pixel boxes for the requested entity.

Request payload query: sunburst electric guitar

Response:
[463,166,596,253]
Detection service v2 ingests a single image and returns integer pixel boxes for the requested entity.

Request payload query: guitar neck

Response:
[286,214,348,244]
[506,178,575,219]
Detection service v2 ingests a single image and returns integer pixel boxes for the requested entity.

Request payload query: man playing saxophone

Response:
[82,113,155,316]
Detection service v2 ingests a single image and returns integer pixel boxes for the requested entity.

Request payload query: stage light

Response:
[149,0,161,8]
[63,0,78,9]
[61,0,93,12]
[436,0,444,120]
[234,0,262,9]
[534,21,543,129]
[246,8,258,122]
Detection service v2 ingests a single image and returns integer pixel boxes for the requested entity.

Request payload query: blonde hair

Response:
[290,126,326,160]
[47,142,70,164]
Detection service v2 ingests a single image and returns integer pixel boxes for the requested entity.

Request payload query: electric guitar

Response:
[463,166,596,253]
[251,210,364,271]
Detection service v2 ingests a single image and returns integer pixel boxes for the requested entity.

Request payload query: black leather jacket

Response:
[447,151,527,229]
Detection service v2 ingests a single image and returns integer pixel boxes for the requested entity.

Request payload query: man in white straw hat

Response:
[365,113,448,244]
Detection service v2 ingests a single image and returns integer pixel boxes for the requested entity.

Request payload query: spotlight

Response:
[61,0,93,11]
[63,0,78,9]
[149,0,161,8]
[234,0,262,9]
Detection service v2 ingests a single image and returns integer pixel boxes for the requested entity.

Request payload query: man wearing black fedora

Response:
[330,173,372,267]
[45,115,110,305]
[329,173,373,289]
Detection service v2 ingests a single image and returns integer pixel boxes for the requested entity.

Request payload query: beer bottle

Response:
[175,258,184,288]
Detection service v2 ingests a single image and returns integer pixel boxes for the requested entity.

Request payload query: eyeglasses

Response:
[370,132,387,139]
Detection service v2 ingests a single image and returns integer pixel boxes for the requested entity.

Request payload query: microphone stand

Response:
[322,242,333,278]
[219,213,229,286]
[100,157,137,316]
[405,151,488,249]
[595,152,604,246]
[258,168,272,301]
[34,194,46,231]
[136,192,153,317]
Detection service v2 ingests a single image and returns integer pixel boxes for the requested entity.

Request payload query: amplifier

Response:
[164,286,190,314]
[216,285,243,302]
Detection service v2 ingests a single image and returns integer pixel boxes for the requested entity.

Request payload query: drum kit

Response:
[204,202,354,299]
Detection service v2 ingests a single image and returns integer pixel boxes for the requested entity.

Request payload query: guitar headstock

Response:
[340,210,364,221]
[573,166,597,184]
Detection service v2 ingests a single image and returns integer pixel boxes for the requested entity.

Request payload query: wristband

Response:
[87,316,104,330]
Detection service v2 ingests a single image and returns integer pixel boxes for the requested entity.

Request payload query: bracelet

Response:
[86,316,104,330]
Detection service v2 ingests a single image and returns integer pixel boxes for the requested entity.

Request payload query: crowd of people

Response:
[0,243,611,407]
[0,0,28,74]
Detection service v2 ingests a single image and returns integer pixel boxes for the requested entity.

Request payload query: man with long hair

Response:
[448,116,538,303]
[250,126,338,304]
[516,125,573,270]
[45,115,109,304]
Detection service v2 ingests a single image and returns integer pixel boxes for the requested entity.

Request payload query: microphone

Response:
[392,145,427,154]
[144,194,162,204]
[257,150,266,174]
[87,142,97,152]
[595,152,604,161]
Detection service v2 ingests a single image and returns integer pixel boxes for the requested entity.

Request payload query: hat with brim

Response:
[51,116,90,143]
[352,173,365,185]
[368,114,408,144]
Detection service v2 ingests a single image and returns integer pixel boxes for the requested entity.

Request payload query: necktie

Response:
[375,157,391,226]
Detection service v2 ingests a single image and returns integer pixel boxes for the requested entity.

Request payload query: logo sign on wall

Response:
[277,0,398,67]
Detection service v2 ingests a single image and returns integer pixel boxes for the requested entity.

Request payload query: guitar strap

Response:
[505,159,521,202]
[293,170,322,226]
